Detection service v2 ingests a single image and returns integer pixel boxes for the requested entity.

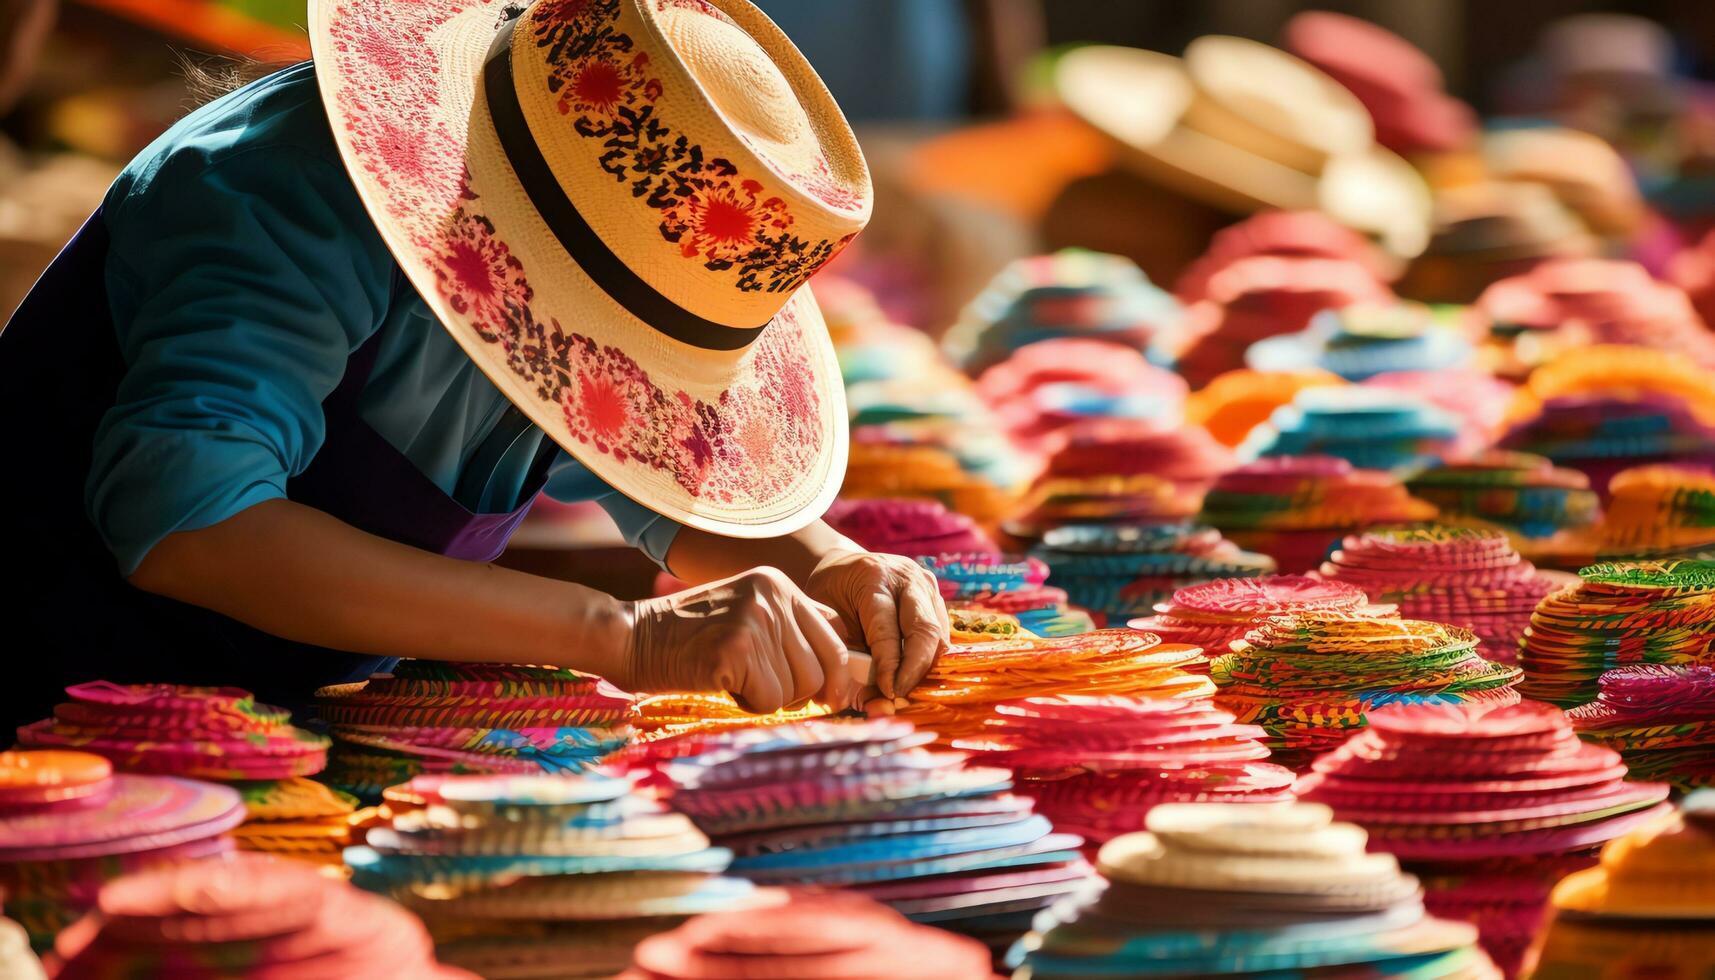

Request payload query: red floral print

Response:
[433,208,533,342]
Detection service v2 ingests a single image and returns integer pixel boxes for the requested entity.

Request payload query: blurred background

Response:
[11,0,1715,592]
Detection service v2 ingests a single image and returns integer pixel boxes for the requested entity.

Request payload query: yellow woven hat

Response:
[309,0,871,536]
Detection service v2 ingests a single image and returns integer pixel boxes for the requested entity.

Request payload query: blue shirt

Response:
[88,63,681,575]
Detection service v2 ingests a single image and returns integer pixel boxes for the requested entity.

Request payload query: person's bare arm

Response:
[130,498,632,675]
[666,519,950,699]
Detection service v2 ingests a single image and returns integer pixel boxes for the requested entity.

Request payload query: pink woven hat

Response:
[309,0,872,535]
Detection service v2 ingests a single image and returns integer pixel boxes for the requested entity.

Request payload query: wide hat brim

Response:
[309,0,850,538]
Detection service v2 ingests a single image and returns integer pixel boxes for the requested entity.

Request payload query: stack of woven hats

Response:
[1405,451,1600,542]
[954,696,1296,847]
[1212,614,1524,768]
[623,719,1091,956]
[1197,456,1438,573]
[1246,302,1473,381]
[840,442,1017,528]
[916,553,1091,639]
[1518,560,1715,708]
[825,497,997,559]
[1534,791,1714,977]
[1027,417,1234,514]
[14,682,351,867]
[1314,526,1570,664]
[1033,523,1276,627]
[1008,802,1498,979]
[351,772,757,979]
[1240,385,1464,473]
[943,250,1183,375]
[1500,346,1715,498]
[1569,665,1715,790]
[0,750,244,949]
[1283,11,1476,155]
[1131,575,1381,658]
[976,338,1188,455]
[1172,211,1397,306]
[314,663,634,801]
[1185,367,1345,449]
[1298,701,1674,974]
[621,890,1000,980]
[51,853,471,978]
[1476,259,1715,372]
[894,630,1212,744]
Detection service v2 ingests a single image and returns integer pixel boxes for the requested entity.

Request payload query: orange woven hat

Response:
[310,0,871,536]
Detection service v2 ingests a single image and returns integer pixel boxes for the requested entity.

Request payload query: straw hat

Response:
[1054,40,1429,259]
[308,0,871,537]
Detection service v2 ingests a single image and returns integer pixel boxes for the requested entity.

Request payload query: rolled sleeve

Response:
[88,147,391,574]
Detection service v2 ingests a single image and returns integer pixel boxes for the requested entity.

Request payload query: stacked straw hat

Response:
[1482,128,1647,243]
[892,630,1212,744]
[1364,369,1518,460]
[621,890,1000,980]
[1032,523,1276,627]
[976,338,1188,455]
[1004,471,1199,552]
[1297,701,1674,974]
[1239,384,1463,473]
[1313,525,1571,665]
[1518,559,1715,708]
[0,750,244,949]
[1131,575,1382,658]
[1174,210,1398,305]
[915,553,1091,640]
[1283,11,1477,155]
[1053,37,1433,259]
[943,250,1183,375]
[953,696,1296,848]
[1008,802,1498,978]
[1533,791,1715,977]
[1521,465,1715,571]
[1500,346,1715,499]
[825,497,998,559]
[1184,367,1345,449]
[619,719,1091,956]
[51,853,471,978]
[840,442,1016,528]
[13,683,351,867]
[1569,665,1715,790]
[1197,456,1438,573]
[313,663,634,801]
[1405,451,1600,542]
[349,772,758,979]
[1212,614,1524,768]
[1246,302,1473,382]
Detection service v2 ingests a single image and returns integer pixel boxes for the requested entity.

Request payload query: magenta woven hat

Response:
[309,0,871,535]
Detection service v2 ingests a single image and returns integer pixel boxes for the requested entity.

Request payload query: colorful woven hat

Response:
[1298,701,1674,974]
[1518,559,1715,708]
[1131,575,1380,657]
[1477,260,1715,373]
[954,695,1295,847]
[1246,302,1473,382]
[975,338,1188,453]
[52,853,473,978]
[621,889,999,980]
[619,719,1092,955]
[0,750,244,949]
[1033,523,1276,627]
[824,497,997,559]
[1405,451,1600,541]
[16,682,328,781]
[1197,456,1438,573]
[1535,793,1714,977]
[1239,384,1463,474]
[1009,802,1498,979]
[1184,367,1345,449]
[1569,665,1715,790]
[943,250,1183,375]
[1173,210,1398,305]
[894,630,1211,744]
[308,0,873,537]
[1314,525,1571,665]
[314,662,634,801]
[350,772,758,977]
[1213,614,1524,768]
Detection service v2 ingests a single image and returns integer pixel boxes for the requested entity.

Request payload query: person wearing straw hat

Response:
[0,0,948,727]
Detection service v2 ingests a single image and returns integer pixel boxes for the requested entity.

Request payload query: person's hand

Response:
[805,549,949,700]
[614,567,856,713]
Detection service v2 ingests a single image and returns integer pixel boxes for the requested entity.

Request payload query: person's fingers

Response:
[792,594,852,708]
[729,630,786,714]
[856,587,904,700]
[895,572,947,696]
[775,610,825,710]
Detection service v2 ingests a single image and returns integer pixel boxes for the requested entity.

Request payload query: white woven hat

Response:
[309,0,871,536]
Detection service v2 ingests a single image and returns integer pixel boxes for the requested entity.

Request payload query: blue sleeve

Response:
[542,453,683,569]
[88,147,394,574]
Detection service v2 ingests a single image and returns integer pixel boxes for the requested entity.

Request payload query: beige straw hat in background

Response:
[310,0,871,537]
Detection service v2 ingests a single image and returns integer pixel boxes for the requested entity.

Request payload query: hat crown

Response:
[510,0,870,332]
